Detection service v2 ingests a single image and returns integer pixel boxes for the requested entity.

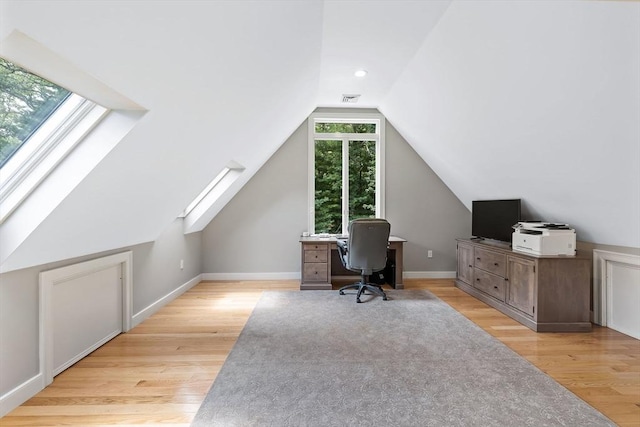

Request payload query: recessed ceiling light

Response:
[354,69,367,78]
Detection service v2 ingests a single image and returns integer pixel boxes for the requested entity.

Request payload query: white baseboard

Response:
[0,373,44,417]
[132,274,202,327]
[201,272,455,281]
[202,272,300,281]
[403,271,456,279]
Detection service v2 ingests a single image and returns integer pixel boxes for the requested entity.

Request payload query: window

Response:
[308,112,385,235]
[0,58,71,167]
[180,160,245,223]
[0,57,107,222]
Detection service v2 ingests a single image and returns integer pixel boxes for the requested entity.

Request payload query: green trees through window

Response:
[313,120,379,234]
[0,57,70,167]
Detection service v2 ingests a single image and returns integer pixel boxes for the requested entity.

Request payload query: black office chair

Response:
[337,218,391,303]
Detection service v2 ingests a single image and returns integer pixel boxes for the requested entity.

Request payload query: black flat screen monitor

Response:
[472,199,521,243]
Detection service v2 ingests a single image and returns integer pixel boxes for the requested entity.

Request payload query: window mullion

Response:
[342,138,349,235]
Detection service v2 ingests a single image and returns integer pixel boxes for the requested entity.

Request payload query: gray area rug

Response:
[192,290,614,426]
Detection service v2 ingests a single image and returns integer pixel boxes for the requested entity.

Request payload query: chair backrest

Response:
[346,218,391,275]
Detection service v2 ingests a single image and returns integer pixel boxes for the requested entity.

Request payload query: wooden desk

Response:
[299,236,406,290]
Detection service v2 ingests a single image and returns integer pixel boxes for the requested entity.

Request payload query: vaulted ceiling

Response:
[1,0,638,272]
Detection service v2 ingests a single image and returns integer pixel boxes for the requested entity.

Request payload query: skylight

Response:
[0,57,71,167]
[180,161,245,233]
[0,57,108,223]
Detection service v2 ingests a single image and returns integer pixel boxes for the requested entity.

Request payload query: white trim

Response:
[403,271,457,279]
[0,373,44,417]
[377,118,386,219]
[132,274,202,327]
[202,272,300,281]
[202,271,457,281]
[0,96,109,223]
[593,249,640,327]
[39,251,133,387]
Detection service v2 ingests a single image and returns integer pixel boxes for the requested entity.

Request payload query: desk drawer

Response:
[304,250,328,263]
[303,263,328,282]
[303,243,327,251]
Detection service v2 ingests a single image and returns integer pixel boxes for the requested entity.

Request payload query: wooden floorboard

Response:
[2,279,639,426]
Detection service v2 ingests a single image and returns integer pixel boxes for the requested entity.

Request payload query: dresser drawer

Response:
[474,247,506,277]
[303,263,328,282]
[473,269,506,301]
[303,249,328,263]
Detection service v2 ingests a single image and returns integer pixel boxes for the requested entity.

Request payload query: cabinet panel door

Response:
[507,257,536,317]
[457,243,474,285]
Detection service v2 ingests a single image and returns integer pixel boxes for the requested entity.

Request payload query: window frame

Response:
[307,112,385,235]
[0,93,108,223]
[179,160,245,223]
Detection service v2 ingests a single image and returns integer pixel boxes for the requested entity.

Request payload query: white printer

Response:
[512,222,576,256]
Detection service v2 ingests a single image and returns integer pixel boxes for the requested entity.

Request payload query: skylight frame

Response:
[179,161,245,222]
[0,93,108,223]
[180,167,231,217]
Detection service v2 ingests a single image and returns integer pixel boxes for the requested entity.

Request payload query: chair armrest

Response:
[336,238,348,267]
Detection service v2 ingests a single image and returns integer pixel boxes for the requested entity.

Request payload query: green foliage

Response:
[315,122,376,134]
[0,57,70,167]
[315,140,342,234]
[349,140,376,221]
[314,136,376,234]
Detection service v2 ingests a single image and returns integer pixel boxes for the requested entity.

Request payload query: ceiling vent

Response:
[341,94,360,103]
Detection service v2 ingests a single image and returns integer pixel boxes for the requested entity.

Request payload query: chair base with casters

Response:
[338,273,388,303]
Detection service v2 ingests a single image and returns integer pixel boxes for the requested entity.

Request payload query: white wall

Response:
[201,109,470,276]
[0,0,322,274]
[381,0,640,249]
[0,219,201,400]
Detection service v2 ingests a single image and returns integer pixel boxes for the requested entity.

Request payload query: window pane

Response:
[0,58,71,167]
[315,140,342,234]
[349,140,376,222]
[315,122,376,134]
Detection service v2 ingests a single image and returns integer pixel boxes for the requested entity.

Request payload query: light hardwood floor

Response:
[2,279,639,426]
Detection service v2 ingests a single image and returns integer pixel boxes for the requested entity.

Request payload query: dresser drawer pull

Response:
[494,286,498,289]
[494,262,499,266]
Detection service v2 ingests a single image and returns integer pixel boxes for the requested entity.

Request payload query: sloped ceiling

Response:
[0,0,638,272]
[380,0,639,248]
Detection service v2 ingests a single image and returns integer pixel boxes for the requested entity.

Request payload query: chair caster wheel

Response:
[339,291,345,295]
[383,297,388,301]
[357,299,362,303]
